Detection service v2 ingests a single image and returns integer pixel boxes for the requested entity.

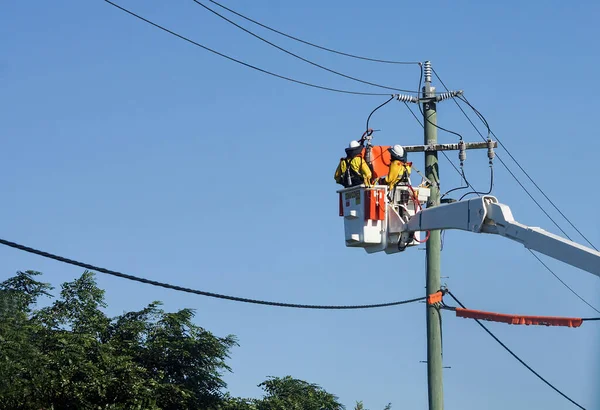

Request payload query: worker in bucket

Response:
[384,144,412,190]
[334,140,372,188]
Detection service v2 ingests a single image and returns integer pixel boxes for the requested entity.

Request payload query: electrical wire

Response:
[413,66,479,197]
[366,95,395,132]
[206,0,420,65]
[103,0,390,97]
[458,165,494,201]
[430,68,600,314]
[0,238,425,310]
[403,102,478,194]
[458,93,597,251]
[191,0,418,94]
[416,65,465,141]
[447,291,586,410]
[440,167,469,200]
[431,68,579,240]
[527,250,600,314]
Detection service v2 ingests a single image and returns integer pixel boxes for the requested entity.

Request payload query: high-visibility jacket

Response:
[385,160,412,190]
[334,156,372,187]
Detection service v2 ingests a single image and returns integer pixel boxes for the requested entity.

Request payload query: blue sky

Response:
[2,0,599,408]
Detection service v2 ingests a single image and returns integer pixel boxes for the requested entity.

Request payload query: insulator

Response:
[396,94,418,103]
[458,140,466,164]
[487,139,495,162]
[435,90,464,102]
[423,61,432,83]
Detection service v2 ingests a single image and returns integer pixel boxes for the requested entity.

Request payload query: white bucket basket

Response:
[337,185,430,254]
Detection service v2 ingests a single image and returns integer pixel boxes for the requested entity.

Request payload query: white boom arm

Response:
[400,195,600,278]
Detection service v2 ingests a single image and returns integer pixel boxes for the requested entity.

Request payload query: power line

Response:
[191,0,418,94]
[366,95,395,131]
[459,94,597,251]
[206,0,420,65]
[430,68,576,241]
[447,291,586,410]
[0,238,425,310]
[527,250,600,314]
[404,85,600,313]
[430,68,600,314]
[102,0,390,97]
[403,101,477,193]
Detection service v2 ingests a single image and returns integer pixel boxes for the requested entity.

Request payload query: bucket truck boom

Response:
[400,195,600,278]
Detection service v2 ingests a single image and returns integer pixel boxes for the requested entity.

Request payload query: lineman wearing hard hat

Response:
[385,144,412,189]
[334,140,372,188]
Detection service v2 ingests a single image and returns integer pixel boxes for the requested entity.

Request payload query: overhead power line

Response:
[103,0,390,96]
[206,0,420,65]
[191,0,418,93]
[527,250,600,314]
[0,238,425,310]
[432,68,594,249]
[402,101,478,194]
[447,291,586,410]
[458,94,597,251]
[431,68,600,314]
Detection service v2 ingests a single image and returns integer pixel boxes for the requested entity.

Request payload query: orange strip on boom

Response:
[455,308,583,328]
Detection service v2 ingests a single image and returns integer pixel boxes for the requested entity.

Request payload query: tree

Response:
[0,270,237,410]
[353,401,392,410]
[1,270,393,409]
[254,376,344,410]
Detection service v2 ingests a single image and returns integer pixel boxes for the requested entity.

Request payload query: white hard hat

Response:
[390,144,405,158]
[348,140,361,149]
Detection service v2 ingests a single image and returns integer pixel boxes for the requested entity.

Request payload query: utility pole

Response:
[422,61,443,410]
[357,62,496,409]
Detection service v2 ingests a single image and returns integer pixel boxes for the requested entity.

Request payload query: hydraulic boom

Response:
[400,195,600,278]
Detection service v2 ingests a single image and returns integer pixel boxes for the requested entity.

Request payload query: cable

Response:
[527,250,600,314]
[431,68,577,240]
[103,0,390,97]
[413,65,479,197]
[458,165,494,201]
[430,68,600,314]
[366,95,395,132]
[0,238,425,310]
[440,168,469,199]
[403,102,478,193]
[206,0,420,65]
[416,65,465,141]
[191,0,418,94]
[459,94,597,251]
[447,291,586,410]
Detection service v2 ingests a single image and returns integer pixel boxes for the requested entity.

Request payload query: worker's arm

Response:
[334,159,345,184]
[385,161,400,188]
[360,159,372,186]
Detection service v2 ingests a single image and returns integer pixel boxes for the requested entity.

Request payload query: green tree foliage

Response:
[0,270,237,410]
[220,376,345,410]
[353,400,392,410]
[255,376,344,410]
[0,270,393,409]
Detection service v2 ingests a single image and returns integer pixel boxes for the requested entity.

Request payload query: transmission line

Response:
[403,102,478,193]
[447,291,586,410]
[459,94,597,251]
[527,250,600,314]
[0,238,425,310]
[431,68,591,245]
[191,0,418,93]
[103,0,390,96]
[206,0,420,65]
[430,68,599,314]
